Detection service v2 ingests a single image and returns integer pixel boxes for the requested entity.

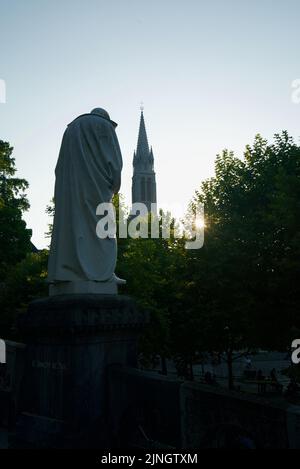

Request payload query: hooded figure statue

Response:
[47,108,124,295]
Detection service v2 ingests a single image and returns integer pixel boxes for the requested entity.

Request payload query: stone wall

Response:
[107,365,182,448]
[2,339,300,448]
[108,365,300,449]
[180,381,290,448]
[0,341,26,429]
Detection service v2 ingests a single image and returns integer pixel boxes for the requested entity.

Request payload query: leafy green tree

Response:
[177,132,300,388]
[0,140,32,281]
[117,210,184,373]
[45,197,55,241]
[0,251,49,337]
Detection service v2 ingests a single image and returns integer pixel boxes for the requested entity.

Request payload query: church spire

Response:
[133,109,155,173]
[131,107,157,213]
[135,110,150,165]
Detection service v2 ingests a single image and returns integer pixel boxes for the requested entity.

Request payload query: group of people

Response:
[255,368,283,393]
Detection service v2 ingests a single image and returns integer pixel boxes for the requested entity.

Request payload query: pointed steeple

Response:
[131,107,157,214]
[136,110,150,162]
[133,110,155,173]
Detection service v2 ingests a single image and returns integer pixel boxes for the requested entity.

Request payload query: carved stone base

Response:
[49,280,118,296]
[14,294,148,448]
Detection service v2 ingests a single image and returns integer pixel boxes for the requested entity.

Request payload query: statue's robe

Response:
[47,113,123,283]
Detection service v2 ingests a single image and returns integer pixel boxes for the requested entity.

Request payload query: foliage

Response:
[0,141,32,281]
[176,132,300,386]
[0,250,48,338]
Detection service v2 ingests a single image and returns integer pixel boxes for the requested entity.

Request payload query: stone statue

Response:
[47,108,125,295]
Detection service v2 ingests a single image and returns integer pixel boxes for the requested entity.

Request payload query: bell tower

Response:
[131,107,157,214]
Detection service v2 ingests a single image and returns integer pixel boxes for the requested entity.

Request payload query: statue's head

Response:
[91,108,118,128]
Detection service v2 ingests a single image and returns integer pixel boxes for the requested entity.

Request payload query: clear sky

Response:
[1,0,300,248]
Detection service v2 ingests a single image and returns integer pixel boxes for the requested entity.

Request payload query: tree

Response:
[117,209,184,373]
[176,132,300,389]
[0,251,48,338]
[45,197,55,241]
[0,140,32,281]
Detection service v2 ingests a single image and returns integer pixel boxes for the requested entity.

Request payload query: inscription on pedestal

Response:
[31,360,67,372]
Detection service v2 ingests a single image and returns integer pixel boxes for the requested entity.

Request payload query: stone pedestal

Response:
[14,294,147,448]
[49,280,118,296]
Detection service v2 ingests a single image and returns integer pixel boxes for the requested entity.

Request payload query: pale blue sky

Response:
[1,0,300,248]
